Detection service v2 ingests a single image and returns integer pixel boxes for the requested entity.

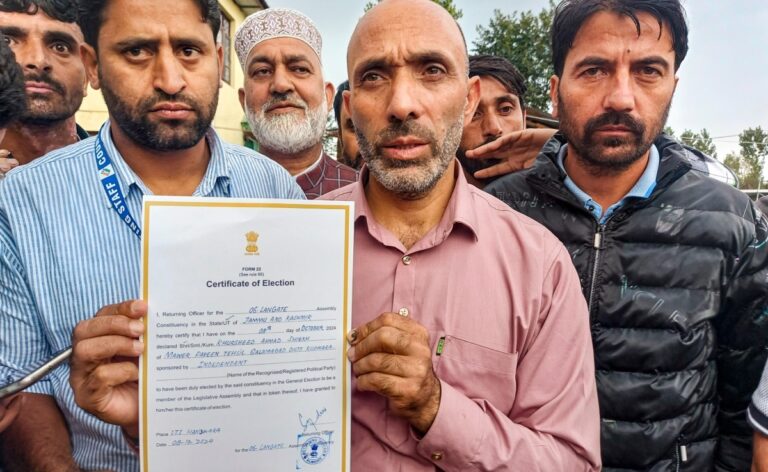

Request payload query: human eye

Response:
[51,41,73,55]
[250,66,271,78]
[360,71,382,83]
[124,46,149,60]
[179,46,201,58]
[640,66,662,77]
[582,67,603,77]
[498,104,515,115]
[423,64,447,78]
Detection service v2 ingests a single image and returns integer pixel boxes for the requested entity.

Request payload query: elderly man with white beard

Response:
[235,8,358,199]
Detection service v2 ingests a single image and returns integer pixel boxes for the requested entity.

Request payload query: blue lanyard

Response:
[95,125,142,238]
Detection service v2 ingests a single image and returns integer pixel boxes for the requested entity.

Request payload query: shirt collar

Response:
[97,120,231,199]
[295,150,325,179]
[557,143,659,219]
[349,161,479,251]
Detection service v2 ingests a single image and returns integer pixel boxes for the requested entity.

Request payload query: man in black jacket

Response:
[486,1,768,470]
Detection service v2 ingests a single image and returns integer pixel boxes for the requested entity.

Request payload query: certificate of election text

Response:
[139,196,353,471]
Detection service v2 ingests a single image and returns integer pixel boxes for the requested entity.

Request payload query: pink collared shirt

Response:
[322,165,601,471]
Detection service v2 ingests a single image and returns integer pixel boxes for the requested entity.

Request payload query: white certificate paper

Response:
[139,196,353,472]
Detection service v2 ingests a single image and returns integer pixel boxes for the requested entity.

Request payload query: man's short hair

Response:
[469,55,527,111]
[0,0,78,23]
[77,0,221,49]
[334,80,349,130]
[551,0,689,76]
[0,39,26,128]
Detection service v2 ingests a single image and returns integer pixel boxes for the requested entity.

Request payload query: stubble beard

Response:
[557,89,671,177]
[19,73,83,126]
[357,111,464,199]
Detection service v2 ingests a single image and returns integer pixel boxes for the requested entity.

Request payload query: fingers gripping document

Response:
[139,197,353,471]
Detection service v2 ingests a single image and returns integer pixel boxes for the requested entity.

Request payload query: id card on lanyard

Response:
[95,124,142,239]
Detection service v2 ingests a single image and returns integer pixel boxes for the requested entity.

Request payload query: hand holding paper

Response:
[70,300,146,439]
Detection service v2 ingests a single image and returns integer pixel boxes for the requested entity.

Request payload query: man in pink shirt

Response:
[320,0,601,469]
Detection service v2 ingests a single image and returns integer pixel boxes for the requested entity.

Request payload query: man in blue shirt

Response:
[0,0,303,470]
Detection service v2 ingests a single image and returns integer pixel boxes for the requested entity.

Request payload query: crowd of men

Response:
[1,0,768,470]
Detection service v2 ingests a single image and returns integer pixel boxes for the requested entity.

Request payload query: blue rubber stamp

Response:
[299,434,329,465]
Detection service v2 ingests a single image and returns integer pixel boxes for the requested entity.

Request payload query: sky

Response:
[267,0,768,159]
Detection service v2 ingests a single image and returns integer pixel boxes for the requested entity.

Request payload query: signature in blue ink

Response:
[298,407,327,434]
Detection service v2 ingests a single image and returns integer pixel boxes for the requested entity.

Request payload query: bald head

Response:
[341,0,480,199]
[347,0,469,82]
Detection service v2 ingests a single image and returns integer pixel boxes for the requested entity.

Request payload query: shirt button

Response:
[431,451,443,461]
[402,255,412,265]
[398,307,409,317]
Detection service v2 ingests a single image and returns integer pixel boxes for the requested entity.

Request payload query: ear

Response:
[463,75,481,127]
[238,87,246,112]
[342,89,352,120]
[549,75,560,118]
[216,44,224,86]
[324,82,335,109]
[521,109,527,129]
[81,43,100,90]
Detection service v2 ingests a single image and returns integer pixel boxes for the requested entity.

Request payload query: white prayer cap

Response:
[235,8,323,70]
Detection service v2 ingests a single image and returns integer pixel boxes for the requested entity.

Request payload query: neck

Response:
[365,160,457,250]
[261,142,323,176]
[1,117,79,164]
[110,122,211,196]
[563,147,650,211]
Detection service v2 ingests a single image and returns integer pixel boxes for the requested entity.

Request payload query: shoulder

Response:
[668,163,753,216]
[468,184,564,254]
[323,154,359,178]
[1,138,95,191]
[319,182,358,201]
[220,142,303,196]
[221,142,289,176]
[484,167,541,210]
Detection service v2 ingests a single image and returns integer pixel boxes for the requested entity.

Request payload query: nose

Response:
[386,73,423,123]
[603,70,635,112]
[152,48,186,96]
[481,112,503,140]
[269,65,294,95]
[18,37,52,74]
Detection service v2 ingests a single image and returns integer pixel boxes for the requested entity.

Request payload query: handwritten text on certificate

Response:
[139,197,353,472]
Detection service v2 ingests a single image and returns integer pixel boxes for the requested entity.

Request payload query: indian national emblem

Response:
[245,231,259,255]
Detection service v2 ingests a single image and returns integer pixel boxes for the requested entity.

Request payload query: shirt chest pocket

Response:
[434,335,518,414]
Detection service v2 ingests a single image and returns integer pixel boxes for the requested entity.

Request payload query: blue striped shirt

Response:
[0,122,304,471]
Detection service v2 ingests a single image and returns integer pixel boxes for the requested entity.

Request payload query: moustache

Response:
[24,73,65,95]
[139,92,199,114]
[262,93,308,113]
[375,121,435,148]
[584,111,645,139]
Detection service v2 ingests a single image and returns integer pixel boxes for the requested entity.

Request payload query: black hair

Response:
[334,80,349,129]
[469,55,528,111]
[77,0,220,49]
[0,0,78,23]
[551,0,689,76]
[0,39,26,129]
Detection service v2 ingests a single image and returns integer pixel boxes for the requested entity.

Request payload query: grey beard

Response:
[359,112,464,198]
[247,101,328,155]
